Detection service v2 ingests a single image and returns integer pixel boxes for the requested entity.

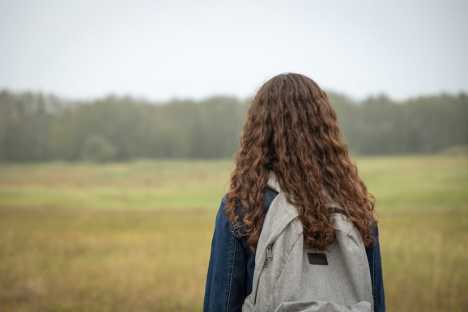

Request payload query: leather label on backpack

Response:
[307,252,328,265]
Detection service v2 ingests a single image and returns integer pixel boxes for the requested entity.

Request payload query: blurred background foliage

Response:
[1,89,467,162]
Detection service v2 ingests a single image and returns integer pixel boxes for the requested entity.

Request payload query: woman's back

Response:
[203,182,385,311]
[203,73,385,311]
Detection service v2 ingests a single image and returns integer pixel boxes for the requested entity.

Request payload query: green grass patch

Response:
[0,156,467,311]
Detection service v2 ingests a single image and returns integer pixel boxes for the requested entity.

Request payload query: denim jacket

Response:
[203,188,386,312]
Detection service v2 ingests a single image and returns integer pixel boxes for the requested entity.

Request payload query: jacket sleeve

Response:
[366,224,386,312]
[203,195,248,312]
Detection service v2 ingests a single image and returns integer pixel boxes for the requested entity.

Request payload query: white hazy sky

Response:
[1,0,467,101]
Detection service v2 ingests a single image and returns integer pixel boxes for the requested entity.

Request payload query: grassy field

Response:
[0,156,467,311]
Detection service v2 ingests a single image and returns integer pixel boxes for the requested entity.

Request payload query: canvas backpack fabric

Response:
[242,171,374,312]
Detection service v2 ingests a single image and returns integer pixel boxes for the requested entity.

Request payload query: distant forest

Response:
[0,89,467,162]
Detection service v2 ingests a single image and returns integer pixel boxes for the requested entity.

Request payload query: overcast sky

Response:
[1,0,467,101]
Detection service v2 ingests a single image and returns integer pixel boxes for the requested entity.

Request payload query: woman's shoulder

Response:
[213,193,243,239]
[213,194,230,230]
[217,187,279,239]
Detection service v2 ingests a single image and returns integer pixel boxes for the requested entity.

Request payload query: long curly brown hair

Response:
[225,73,376,251]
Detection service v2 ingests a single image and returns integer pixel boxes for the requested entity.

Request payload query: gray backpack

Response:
[242,172,373,312]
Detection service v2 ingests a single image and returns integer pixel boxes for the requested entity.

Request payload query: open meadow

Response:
[0,156,467,311]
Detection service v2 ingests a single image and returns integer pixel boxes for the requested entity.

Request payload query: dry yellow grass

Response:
[0,156,467,311]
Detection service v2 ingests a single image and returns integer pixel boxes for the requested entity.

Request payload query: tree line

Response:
[0,89,467,162]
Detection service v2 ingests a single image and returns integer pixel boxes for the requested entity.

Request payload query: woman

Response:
[203,73,385,311]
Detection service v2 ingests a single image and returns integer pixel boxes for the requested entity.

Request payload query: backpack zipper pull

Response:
[264,244,273,268]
